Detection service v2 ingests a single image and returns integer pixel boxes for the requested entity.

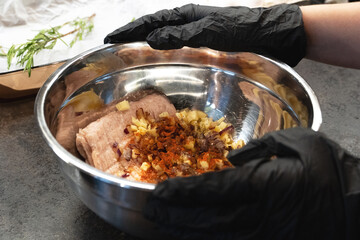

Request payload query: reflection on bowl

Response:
[35,42,321,239]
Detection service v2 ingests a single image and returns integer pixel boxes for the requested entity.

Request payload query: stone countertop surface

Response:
[0,59,359,240]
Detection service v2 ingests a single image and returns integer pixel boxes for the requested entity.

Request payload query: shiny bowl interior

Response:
[35,42,322,239]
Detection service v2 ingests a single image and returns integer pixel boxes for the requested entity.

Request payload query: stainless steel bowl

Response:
[35,42,322,239]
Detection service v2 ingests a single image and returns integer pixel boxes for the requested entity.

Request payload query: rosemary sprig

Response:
[6,14,95,77]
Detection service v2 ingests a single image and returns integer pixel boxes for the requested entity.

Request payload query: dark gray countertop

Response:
[0,59,359,240]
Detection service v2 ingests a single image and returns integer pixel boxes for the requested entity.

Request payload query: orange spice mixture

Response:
[114,106,244,183]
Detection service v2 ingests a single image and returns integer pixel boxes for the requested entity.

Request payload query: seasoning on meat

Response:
[76,93,244,184]
[112,108,244,183]
[75,94,177,174]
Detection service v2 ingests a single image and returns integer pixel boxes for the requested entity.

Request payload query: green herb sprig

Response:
[6,14,95,77]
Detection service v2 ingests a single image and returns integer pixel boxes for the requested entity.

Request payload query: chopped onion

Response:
[117,149,122,157]
[121,173,129,178]
[219,125,234,135]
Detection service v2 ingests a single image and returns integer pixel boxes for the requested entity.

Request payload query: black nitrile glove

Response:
[143,127,360,240]
[104,4,307,67]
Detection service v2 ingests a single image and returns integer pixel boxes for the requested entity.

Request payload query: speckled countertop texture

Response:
[0,59,359,239]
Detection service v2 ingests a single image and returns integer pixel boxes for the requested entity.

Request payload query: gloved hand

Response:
[143,127,360,240]
[104,4,307,67]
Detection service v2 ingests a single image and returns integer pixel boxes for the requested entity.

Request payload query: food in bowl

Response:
[36,43,321,238]
[75,92,244,183]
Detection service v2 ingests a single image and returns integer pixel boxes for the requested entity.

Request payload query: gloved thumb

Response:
[228,127,326,166]
[146,17,214,50]
[104,4,221,44]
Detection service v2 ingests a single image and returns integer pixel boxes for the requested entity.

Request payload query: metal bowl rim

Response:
[34,42,322,192]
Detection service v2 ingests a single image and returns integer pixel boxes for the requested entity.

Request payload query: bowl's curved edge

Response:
[34,42,322,193]
[34,43,157,192]
[259,54,322,131]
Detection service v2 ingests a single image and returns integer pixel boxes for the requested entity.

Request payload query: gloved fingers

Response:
[175,4,222,20]
[144,158,304,238]
[229,127,330,166]
[149,223,248,240]
[144,200,258,232]
[145,15,236,50]
[146,156,304,207]
[104,4,221,44]
[145,208,262,240]
[145,194,268,240]
[145,203,298,240]
[228,139,272,166]
[104,8,184,44]
[147,159,265,206]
